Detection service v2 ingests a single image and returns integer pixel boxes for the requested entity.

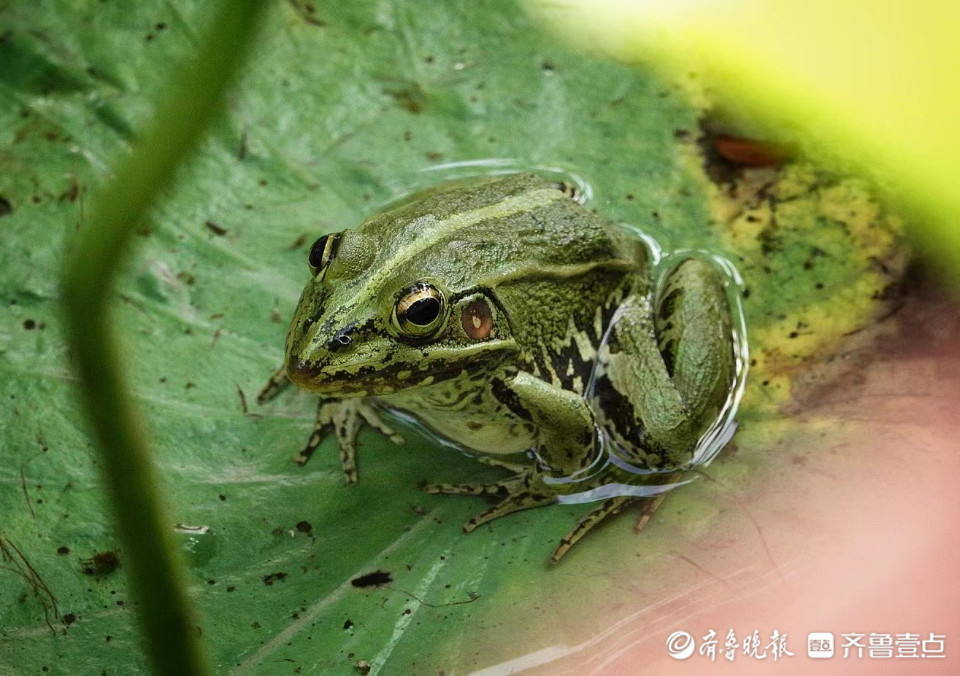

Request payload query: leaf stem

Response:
[60,3,271,674]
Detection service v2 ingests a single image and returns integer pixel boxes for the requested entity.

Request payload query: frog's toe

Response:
[294,422,334,467]
[463,490,557,533]
[472,455,529,473]
[551,496,635,563]
[423,469,531,497]
[257,366,290,404]
[357,404,405,445]
[632,491,670,534]
[423,480,507,496]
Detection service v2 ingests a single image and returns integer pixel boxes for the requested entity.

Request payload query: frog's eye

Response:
[307,233,341,278]
[393,283,445,337]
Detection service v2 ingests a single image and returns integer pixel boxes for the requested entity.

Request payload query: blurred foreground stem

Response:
[60,2,270,674]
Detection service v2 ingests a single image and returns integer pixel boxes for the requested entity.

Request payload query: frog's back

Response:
[358,173,639,295]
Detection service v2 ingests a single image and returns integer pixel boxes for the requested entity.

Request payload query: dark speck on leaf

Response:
[291,1,326,27]
[23,319,36,330]
[59,179,81,202]
[57,546,70,555]
[343,619,354,630]
[295,520,313,534]
[0,195,13,216]
[388,86,426,115]
[262,572,288,586]
[351,570,392,588]
[205,220,227,236]
[82,551,120,576]
[63,613,77,625]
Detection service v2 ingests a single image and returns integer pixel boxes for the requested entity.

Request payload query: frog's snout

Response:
[286,357,323,388]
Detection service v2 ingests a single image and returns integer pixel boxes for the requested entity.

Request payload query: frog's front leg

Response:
[300,398,405,484]
[257,366,403,483]
[257,366,292,404]
[426,371,602,529]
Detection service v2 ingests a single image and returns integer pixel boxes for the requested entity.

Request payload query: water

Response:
[419,157,594,205]
[174,523,217,566]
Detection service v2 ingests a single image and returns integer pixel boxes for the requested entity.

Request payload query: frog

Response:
[259,172,739,561]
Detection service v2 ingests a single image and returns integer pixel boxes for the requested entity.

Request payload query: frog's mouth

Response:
[285,357,391,397]
[286,338,517,397]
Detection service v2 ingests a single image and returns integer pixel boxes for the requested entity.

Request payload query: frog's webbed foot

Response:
[299,398,404,484]
[257,365,291,404]
[551,471,680,561]
[429,467,681,560]
[425,469,557,532]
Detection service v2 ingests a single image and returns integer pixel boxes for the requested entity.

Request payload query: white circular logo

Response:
[666,631,695,660]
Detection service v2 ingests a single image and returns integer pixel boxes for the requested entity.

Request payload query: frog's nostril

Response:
[329,322,357,351]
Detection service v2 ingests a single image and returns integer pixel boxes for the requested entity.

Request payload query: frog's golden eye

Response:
[307,233,340,278]
[393,283,445,337]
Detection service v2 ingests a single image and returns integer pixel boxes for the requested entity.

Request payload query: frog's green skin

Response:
[259,173,736,561]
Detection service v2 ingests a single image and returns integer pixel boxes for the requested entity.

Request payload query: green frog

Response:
[259,173,740,561]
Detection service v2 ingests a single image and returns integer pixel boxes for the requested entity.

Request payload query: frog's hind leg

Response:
[425,470,557,532]
[652,259,736,433]
[550,472,681,562]
[598,258,735,468]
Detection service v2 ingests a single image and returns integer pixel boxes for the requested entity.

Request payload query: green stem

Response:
[60,3,271,674]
